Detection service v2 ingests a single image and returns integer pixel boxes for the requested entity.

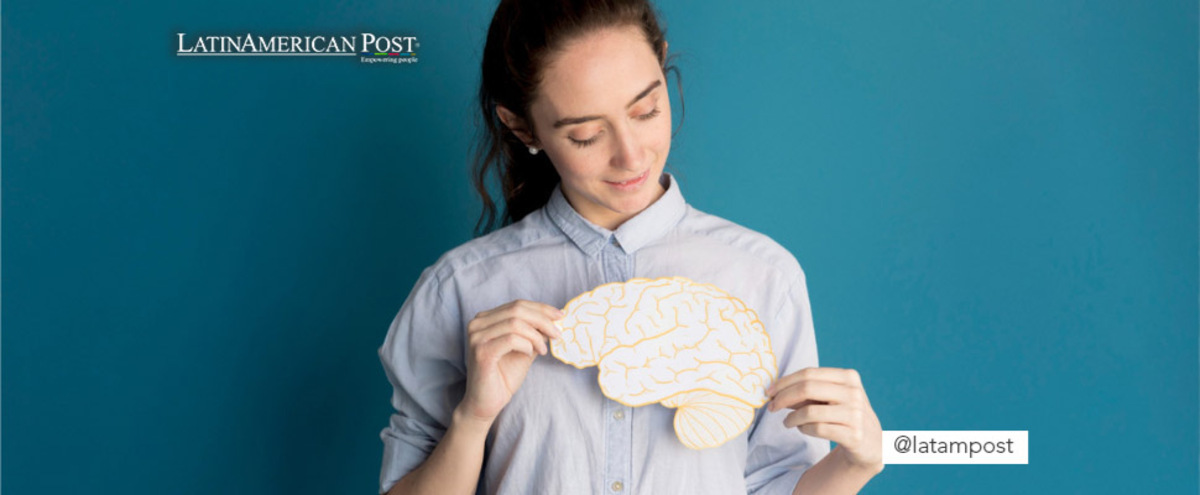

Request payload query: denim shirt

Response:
[378,172,829,494]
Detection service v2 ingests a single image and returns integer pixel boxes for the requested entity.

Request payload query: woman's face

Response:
[503,25,672,231]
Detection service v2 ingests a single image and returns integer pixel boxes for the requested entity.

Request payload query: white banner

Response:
[882,430,1028,464]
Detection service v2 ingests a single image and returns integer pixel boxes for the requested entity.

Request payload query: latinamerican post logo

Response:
[175,32,420,64]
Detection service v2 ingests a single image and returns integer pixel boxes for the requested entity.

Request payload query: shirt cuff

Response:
[378,425,437,494]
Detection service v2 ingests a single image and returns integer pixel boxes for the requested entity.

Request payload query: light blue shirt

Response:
[378,172,829,494]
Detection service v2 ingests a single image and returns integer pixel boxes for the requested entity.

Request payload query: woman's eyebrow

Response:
[552,79,662,129]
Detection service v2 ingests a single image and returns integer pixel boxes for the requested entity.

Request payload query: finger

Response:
[782,404,854,429]
[796,422,856,446]
[469,300,564,339]
[468,301,524,334]
[508,302,564,340]
[471,319,549,355]
[475,332,537,367]
[768,380,858,412]
[767,367,863,396]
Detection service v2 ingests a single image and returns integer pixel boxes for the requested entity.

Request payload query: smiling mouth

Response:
[606,170,647,185]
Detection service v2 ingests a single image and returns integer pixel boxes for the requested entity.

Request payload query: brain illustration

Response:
[550,276,778,449]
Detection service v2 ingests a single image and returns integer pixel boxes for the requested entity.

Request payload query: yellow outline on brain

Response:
[550,276,778,450]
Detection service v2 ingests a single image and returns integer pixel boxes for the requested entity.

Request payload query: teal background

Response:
[4,0,1197,493]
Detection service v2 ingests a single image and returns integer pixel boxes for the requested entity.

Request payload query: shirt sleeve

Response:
[744,270,832,495]
[377,264,467,494]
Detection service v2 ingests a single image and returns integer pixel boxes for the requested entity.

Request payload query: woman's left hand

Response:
[766,367,884,473]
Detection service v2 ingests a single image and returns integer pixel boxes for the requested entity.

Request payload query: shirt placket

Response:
[600,235,633,494]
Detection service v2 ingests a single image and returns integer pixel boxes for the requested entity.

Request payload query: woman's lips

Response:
[605,170,648,191]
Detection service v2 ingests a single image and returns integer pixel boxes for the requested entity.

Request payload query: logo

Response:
[175,32,420,64]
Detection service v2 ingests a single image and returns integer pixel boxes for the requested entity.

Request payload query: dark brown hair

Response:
[471,0,685,237]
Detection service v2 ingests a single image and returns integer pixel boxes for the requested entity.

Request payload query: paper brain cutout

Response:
[550,276,778,449]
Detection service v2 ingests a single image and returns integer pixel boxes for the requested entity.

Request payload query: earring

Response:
[528,145,539,155]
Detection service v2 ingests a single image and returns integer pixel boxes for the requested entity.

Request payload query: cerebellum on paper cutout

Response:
[550,276,778,450]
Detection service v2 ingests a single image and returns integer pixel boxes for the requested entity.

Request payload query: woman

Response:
[378,1,884,493]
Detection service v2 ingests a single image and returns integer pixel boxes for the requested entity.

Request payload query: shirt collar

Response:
[545,171,687,257]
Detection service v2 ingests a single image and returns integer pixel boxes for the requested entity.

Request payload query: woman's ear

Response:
[496,105,538,147]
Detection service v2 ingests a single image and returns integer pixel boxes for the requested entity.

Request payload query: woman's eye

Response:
[569,135,599,148]
[567,108,658,149]
[637,107,661,121]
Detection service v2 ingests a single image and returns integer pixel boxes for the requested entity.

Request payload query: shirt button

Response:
[611,481,624,492]
[613,409,625,420]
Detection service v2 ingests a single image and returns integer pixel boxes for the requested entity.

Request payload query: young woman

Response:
[378,1,884,493]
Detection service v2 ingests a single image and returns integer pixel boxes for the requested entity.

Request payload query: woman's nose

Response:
[609,121,644,170]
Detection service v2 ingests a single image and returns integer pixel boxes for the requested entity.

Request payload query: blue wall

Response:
[4,0,1196,493]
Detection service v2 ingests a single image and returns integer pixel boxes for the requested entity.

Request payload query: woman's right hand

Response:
[456,299,564,427]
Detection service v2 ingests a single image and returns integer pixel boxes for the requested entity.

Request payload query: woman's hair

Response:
[471,0,685,237]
